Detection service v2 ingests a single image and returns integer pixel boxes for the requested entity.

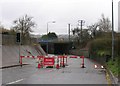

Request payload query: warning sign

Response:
[44,58,54,66]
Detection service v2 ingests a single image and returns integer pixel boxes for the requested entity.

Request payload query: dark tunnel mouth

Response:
[41,42,71,55]
[54,43,69,55]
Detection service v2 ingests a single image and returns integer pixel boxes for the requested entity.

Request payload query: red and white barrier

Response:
[57,55,68,67]
[70,55,78,58]
[20,55,68,69]
[20,55,37,59]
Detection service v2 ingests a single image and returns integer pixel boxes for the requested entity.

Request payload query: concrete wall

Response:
[2,34,37,45]
[1,45,46,68]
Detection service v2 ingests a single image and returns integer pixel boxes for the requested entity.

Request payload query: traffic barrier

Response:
[37,55,45,68]
[20,55,37,67]
[26,56,35,59]
[38,63,41,69]
[56,64,60,69]
[44,57,55,68]
[80,56,85,68]
[20,55,68,69]
[56,57,60,69]
[20,56,36,59]
[20,56,23,65]
[37,55,44,59]
[64,56,68,66]
[70,55,78,58]
[58,55,67,67]
[81,63,85,68]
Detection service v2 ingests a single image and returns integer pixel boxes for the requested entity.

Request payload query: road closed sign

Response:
[44,58,54,66]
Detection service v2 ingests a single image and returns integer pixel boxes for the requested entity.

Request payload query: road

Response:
[2,57,108,85]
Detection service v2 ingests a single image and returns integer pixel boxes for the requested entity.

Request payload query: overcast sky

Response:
[0,0,119,35]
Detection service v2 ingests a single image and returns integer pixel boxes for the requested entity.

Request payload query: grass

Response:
[107,57,120,77]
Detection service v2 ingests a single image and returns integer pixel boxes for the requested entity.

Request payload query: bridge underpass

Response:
[40,42,72,55]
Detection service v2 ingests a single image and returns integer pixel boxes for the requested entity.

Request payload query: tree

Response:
[98,14,111,32]
[41,32,58,40]
[13,14,36,44]
[88,23,99,38]
[47,32,58,40]
[88,14,111,39]
[72,27,81,44]
[72,27,91,48]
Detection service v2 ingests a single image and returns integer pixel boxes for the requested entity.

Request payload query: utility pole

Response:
[112,0,114,61]
[78,20,85,42]
[46,21,55,55]
[68,24,71,42]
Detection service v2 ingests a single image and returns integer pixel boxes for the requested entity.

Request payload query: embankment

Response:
[1,45,46,68]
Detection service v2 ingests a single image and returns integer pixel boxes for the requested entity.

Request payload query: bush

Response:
[107,56,120,77]
[89,38,111,58]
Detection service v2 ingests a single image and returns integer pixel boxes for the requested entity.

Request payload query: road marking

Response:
[105,70,112,85]
[7,79,24,84]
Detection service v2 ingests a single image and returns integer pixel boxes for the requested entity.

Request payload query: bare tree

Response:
[88,14,111,38]
[13,14,36,44]
[98,14,111,32]
[72,27,81,44]
[88,23,99,38]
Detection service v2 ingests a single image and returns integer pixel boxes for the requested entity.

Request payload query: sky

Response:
[0,0,120,35]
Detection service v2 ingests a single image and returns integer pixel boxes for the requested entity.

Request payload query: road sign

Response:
[44,57,54,66]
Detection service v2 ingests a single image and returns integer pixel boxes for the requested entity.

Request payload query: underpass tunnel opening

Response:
[41,44,47,53]
[54,43,70,55]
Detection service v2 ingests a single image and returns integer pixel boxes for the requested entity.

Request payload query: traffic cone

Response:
[38,63,41,69]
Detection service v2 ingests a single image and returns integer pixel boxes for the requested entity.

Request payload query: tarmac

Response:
[0,45,119,85]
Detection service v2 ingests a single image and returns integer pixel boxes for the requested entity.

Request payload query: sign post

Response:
[16,33,21,67]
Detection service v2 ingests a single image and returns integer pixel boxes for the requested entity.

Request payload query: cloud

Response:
[1,0,119,34]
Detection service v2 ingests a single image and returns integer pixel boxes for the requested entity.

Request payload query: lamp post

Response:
[112,0,114,61]
[46,21,56,55]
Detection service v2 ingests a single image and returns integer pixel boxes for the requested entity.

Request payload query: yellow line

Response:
[106,70,112,86]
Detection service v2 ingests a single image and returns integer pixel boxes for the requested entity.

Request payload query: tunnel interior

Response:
[54,43,69,55]
[41,44,47,53]
[40,42,72,55]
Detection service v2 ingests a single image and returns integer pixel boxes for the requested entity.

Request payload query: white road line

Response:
[7,79,24,84]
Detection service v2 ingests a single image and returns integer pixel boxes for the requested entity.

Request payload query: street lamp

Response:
[47,21,56,34]
[46,21,56,55]
[112,0,114,61]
